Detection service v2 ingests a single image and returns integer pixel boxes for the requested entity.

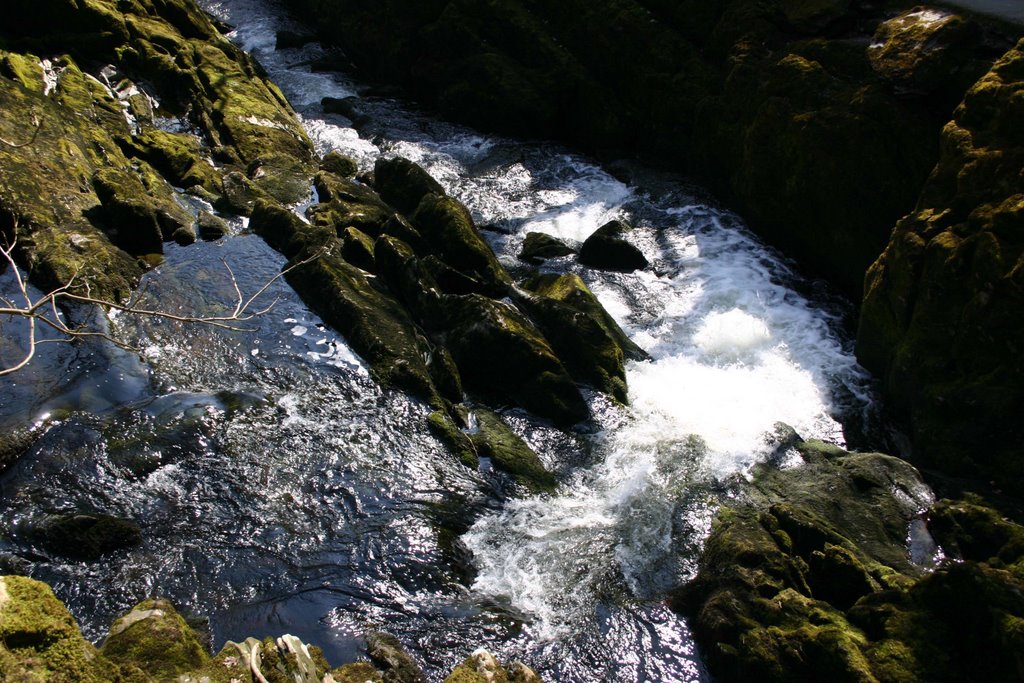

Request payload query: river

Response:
[0,0,876,680]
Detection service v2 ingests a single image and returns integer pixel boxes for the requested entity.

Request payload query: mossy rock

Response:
[462,406,556,492]
[321,150,359,178]
[577,220,648,273]
[100,598,209,680]
[439,293,587,427]
[857,39,1024,496]
[340,225,376,271]
[517,232,575,264]
[365,631,427,683]
[196,210,229,240]
[410,193,511,294]
[444,649,542,683]
[0,575,121,682]
[517,272,645,403]
[310,172,395,237]
[287,250,441,405]
[373,156,445,215]
[427,410,478,468]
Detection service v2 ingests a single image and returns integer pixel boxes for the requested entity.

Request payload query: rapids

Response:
[0,0,876,679]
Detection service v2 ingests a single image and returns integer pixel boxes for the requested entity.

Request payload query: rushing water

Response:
[0,1,876,680]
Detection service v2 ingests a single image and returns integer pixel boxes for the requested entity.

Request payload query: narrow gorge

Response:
[1,1,1022,682]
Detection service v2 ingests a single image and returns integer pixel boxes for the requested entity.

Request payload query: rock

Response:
[100,598,209,680]
[374,156,446,215]
[366,631,427,683]
[31,513,142,560]
[868,8,986,102]
[334,661,386,682]
[427,410,478,468]
[577,220,647,272]
[517,272,645,403]
[677,429,1024,682]
[411,193,511,293]
[0,575,121,682]
[444,648,543,683]
[321,149,359,178]
[250,199,334,260]
[440,294,588,427]
[857,39,1024,496]
[517,231,575,264]
[340,225,376,270]
[310,171,395,237]
[288,250,441,405]
[0,427,36,473]
[462,407,556,492]
[196,210,229,240]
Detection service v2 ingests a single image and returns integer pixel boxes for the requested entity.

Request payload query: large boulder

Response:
[516,272,646,403]
[857,39,1024,496]
[440,294,588,427]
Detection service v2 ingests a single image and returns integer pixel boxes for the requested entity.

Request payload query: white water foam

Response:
[198,0,873,669]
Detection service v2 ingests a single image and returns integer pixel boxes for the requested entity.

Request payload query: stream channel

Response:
[0,0,880,679]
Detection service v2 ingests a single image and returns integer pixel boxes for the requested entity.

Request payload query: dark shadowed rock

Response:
[518,231,575,264]
[578,220,648,272]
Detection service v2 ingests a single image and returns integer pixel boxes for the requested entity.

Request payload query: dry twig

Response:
[0,232,323,376]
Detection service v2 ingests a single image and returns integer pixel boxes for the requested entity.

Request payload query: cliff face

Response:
[280,0,1012,298]
[858,39,1024,495]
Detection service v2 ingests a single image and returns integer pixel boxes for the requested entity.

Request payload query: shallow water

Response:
[0,1,876,679]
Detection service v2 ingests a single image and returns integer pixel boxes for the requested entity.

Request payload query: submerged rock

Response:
[30,513,142,561]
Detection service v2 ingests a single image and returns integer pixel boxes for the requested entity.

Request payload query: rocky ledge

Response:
[0,574,542,682]
[676,427,1024,682]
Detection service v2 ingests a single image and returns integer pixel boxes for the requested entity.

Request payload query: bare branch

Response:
[1,233,326,375]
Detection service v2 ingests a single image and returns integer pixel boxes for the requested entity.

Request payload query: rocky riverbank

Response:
[278,0,1024,494]
[3,0,1024,681]
[0,574,542,682]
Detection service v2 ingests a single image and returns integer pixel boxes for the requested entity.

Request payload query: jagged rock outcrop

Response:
[0,0,315,302]
[858,39,1024,496]
[676,430,1024,682]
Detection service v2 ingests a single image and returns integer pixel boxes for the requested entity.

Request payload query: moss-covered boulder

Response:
[440,293,588,427]
[517,232,575,264]
[0,575,122,682]
[677,431,1024,682]
[101,598,209,680]
[857,39,1024,496]
[516,272,645,403]
[321,150,359,178]
[365,631,427,683]
[867,8,987,103]
[410,193,511,294]
[373,156,445,215]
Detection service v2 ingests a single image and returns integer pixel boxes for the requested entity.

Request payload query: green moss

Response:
[0,576,121,683]
[467,407,556,492]
[427,410,478,468]
[517,272,644,403]
[100,598,209,680]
